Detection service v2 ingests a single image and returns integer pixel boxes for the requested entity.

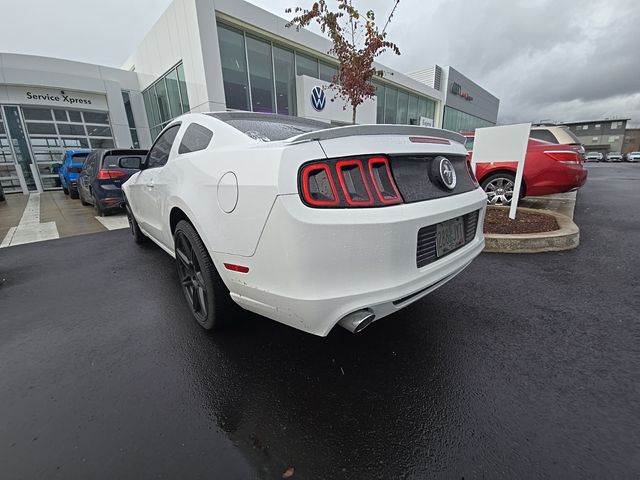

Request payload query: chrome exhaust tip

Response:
[338,309,376,333]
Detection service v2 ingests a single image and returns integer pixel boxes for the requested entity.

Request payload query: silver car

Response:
[624,152,640,162]
[606,152,623,162]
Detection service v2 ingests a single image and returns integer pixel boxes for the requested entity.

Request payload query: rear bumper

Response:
[216,188,487,336]
[527,164,588,196]
[95,187,125,210]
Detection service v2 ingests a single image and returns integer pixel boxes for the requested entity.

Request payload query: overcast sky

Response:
[1,0,638,126]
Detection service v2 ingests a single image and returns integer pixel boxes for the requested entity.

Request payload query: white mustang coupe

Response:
[123,112,486,336]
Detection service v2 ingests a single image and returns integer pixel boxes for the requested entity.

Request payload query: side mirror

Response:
[119,156,142,170]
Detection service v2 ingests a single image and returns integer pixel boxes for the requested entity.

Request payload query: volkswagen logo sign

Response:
[432,156,457,190]
[310,86,326,112]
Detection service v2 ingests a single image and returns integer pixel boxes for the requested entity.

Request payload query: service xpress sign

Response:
[5,86,108,110]
[26,91,93,105]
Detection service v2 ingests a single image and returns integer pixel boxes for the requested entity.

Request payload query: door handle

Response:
[146,181,154,188]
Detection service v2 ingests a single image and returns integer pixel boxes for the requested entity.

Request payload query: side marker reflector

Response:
[224,263,249,273]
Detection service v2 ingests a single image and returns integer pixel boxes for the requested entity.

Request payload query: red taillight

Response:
[299,156,403,208]
[301,163,340,206]
[335,160,373,206]
[367,157,402,205]
[68,166,82,173]
[544,151,580,164]
[96,169,126,180]
[466,159,479,188]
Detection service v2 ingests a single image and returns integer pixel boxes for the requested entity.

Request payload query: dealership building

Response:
[409,65,499,132]
[560,118,630,155]
[0,0,499,195]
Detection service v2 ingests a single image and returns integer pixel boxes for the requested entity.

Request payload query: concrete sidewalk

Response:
[0,191,128,248]
[519,191,578,219]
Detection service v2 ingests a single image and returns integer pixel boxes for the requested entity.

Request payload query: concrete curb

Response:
[484,206,579,253]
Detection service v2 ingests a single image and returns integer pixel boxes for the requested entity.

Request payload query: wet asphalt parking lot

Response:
[1,163,639,479]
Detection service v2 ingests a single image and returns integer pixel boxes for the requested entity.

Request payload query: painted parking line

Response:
[94,214,129,231]
[1,194,59,248]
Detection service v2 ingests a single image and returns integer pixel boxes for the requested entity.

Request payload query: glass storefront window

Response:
[155,80,171,123]
[53,109,67,121]
[407,95,418,125]
[374,82,385,123]
[68,111,82,123]
[86,125,112,137]
[165,69,182,120]
[273,46,296,116]
[82,111,109,124]
[384,87,397,124]
[90,138,115,149]
[218,25,250,111]
[296,53,318,78]
[396,91,408,125]
[176,64,190,114]
[62,137,89,148]
[443,106,494,133]
[57,124,86,136]
[213,22,440,128]
[246,36,275,113]
[26,122,57,135]
[319,62,338,82]
[22,107,53,121]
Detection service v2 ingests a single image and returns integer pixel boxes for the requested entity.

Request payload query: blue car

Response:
[58,149,92,199]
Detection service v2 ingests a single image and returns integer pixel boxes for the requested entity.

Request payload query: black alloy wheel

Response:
[125,203,146,244]
[174,220,233,330]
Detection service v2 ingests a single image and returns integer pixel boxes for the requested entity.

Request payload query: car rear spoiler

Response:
[285,124,467,146]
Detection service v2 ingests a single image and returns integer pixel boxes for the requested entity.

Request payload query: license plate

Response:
[436,217,466,257]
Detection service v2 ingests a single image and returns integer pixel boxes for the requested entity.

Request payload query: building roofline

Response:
[560,118,631,124]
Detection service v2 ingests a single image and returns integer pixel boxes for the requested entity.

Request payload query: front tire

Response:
[174,220,232,330]
[481,172,521,205]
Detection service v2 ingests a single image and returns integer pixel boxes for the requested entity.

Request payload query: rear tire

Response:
[62,185,69,195]
[69,187,79,199]
[92,193,104,217]
[174,220,233,330]
[80,189,90,206]
[125,203,147,244]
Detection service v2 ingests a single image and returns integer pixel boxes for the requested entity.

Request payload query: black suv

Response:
[77,149,147,215]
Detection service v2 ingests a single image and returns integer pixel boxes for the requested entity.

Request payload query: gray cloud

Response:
[1,0,638,125]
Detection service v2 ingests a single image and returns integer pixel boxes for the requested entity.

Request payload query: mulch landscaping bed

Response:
[483,206,560,234]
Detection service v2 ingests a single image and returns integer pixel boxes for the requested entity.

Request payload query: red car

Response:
[464,134,588,205]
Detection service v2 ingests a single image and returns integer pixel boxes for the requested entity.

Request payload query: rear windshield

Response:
[207,112,328,142]
[102,154,145,169]
[560,127,582,144]
[71,153,89,164]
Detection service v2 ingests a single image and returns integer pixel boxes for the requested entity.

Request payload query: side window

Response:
[464,137,474,151]
[147,124,180,169]
[178,123,213,154]
[86,153,97,174]
[530,129,558,144]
